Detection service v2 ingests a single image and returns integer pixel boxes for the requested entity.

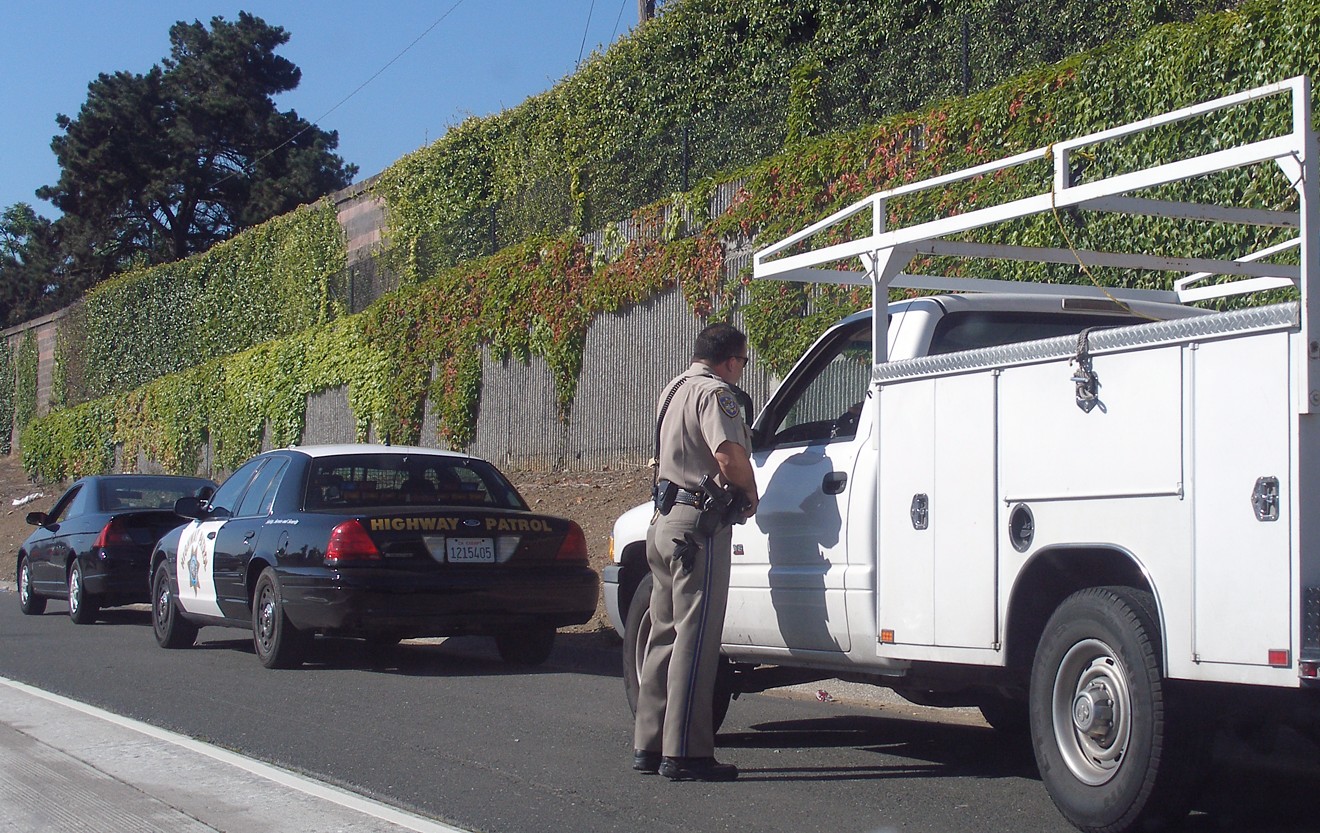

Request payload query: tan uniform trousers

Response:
[632,503,732,759]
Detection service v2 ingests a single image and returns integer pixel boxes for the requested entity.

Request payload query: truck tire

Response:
[977,691,1030,736]
[623,574,732,732]
[1029,586,1204,833]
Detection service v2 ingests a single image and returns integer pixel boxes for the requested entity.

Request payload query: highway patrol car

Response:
[150,444,598,668]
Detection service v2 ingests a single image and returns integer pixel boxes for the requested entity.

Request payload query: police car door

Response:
[212,456,290,618]
[175,457,265,620]
[726,320,872,653]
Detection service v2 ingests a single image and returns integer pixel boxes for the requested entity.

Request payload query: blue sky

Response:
[1,1,643,218]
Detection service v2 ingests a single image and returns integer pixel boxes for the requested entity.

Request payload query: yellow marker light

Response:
[880,629,895,644]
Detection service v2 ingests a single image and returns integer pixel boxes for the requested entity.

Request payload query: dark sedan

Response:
[17,474,218,623]
[150,444,599,669]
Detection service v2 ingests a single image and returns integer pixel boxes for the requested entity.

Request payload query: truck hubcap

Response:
[1052,638,1132,786]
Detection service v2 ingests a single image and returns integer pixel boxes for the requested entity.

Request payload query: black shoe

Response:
[659,756,738,782]
[632,749,661,774]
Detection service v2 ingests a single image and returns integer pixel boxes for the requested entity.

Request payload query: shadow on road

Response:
[718,713,1317,831]
[185,629,625,679]
[722,714,1038,782]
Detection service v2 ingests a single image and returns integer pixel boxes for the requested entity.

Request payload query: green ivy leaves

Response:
[19,0,1313,482]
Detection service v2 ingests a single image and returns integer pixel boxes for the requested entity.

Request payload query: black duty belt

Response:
[673,488,704,508]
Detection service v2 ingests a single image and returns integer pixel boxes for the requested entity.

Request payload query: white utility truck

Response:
[604,77,1320,832]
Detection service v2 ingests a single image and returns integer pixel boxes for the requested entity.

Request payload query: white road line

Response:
[1,676,471,833]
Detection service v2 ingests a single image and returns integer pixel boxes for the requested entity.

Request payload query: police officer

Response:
[632,322,759,782]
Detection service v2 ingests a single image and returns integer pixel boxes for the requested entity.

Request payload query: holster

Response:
[696,475,747,535]
[653,479,679,515]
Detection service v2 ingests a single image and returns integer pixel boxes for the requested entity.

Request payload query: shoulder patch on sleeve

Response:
[716,388,740,419]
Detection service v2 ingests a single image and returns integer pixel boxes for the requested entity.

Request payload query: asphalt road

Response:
[1,595,1316,833]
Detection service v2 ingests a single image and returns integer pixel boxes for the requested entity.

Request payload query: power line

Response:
[305,0,467,133]
[222,0,467,187]
[610,0,627,42]
[576,0,597,69]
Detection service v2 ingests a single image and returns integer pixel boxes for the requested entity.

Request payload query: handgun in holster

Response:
[696,475,750,535]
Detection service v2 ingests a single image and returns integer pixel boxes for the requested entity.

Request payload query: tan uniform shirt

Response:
[656,363,751,492]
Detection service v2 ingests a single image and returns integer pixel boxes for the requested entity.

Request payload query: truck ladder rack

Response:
[752,76,1320,408]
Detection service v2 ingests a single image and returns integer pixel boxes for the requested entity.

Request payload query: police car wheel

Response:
[1029,586,1203,832]
[623,574,733,732]
[18,555,46,615]
[152,562,197,649]
[252,568,307,669]
[67,561,99,625]
[496,624,556,666]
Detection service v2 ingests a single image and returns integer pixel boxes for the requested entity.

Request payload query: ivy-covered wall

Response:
[0,339,14,454]
[55,200,346,407]
[375,0,1230,275]
[18,0,1318,482]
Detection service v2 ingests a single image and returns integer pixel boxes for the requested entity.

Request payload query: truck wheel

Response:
[152,562,198,648]
[977,691,1030,735]
[252,568,307,669]
[496,624,556,666]
[67,561,100,624]
[18,555,46,615]
[1029,586,1203,832]
[623,574,733,732]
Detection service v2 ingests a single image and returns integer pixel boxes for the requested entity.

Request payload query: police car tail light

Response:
[94,519,135,549]
[556,522,589,564]
[325,520,382,564]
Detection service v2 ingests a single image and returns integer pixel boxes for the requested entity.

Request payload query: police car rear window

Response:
[305,455,526,511]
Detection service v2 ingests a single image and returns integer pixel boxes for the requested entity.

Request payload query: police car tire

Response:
[1029,586,1203,833]
[152,562,198,649]
[18,555,46,615]
[623,574,733,732]
[496,625,556,666]
[67,561,99,625]
[252,568,307,669]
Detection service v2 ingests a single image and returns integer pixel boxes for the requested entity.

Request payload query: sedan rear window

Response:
[305,454,527,511]
[99,477,214,511]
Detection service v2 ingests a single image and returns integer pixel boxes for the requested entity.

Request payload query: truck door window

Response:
[767,325,872,447]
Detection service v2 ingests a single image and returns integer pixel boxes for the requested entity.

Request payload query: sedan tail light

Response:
[325,520,382,565]
[555,522,589,564]
[94,518,135,549]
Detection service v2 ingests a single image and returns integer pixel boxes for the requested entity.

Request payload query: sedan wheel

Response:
[18,556,46,615]
[68,561,100,624]
[252,568,307,669]
[152,562,198,649]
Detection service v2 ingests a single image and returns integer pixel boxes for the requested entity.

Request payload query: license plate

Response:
[446,537,495,564]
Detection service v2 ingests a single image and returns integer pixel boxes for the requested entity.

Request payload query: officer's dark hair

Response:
[692,322,747,364]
